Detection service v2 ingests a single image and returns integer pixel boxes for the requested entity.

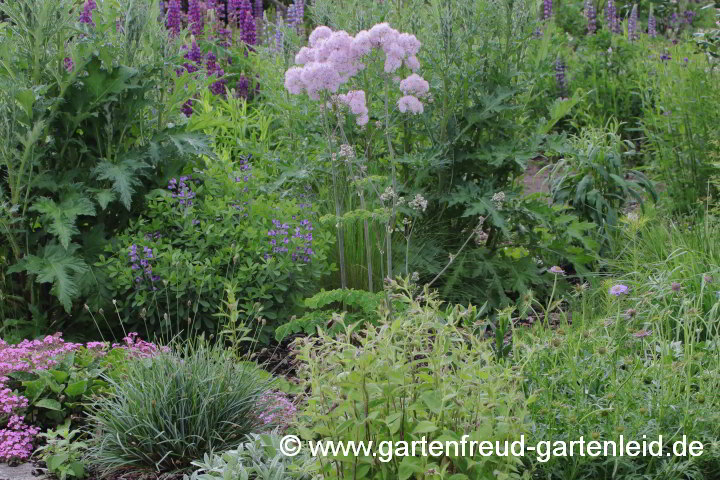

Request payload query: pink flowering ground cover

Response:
[0,333,167,462]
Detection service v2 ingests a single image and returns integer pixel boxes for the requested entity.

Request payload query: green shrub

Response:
[86,342,273,477]
[34,419,88,480]
[0,0,208,333]
[97,151,335,341]
[293,284,529,479]
[545,124,656,236]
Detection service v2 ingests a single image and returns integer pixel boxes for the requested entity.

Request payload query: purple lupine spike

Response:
[647,11,657,38]
[669,12,679,29]
[64,57,74,72]
[628,4,638,41]
[584,0,597,34]
[274,17,284,54]
[287,0,305,33]
[79,0,97,25]
[236,76,250,99]
[186,38,203,63]
[228,0,252,29]
[555,57,567,96]
[188,0,204,36]
[684,10,695,24]
[605,0,619,34]
[166,0,182,36]
[543,0,552,20]
[240,9,257,45]
[254,0,263,18]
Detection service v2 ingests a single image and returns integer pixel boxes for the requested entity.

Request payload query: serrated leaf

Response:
[8,244,89,312]
[29,195,95,248]
[92,157,148,209]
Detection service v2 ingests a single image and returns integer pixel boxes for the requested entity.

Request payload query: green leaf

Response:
[84,57,138,104]
[92,156,149,209]
[412,420,438,434]
[46,453,70,472]
[35,398,63,411]
[8,244,89,312]
[49,370,69,384]
[420,391,444,415]
[65,380,88,397]
[29,195,96,248]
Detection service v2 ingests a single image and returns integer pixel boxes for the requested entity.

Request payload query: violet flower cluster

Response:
[240,9,257,46]
[188,0,205,37]
[605,0,620,34]
[229,0,252,30]
[266,216,315,262]
[129,244,161,289]
[168,176,197,207]
[287,0,305,33]
[79,0,97,25]
[285,23,427,121]
[543,0,552,20]
[555,57,567,96]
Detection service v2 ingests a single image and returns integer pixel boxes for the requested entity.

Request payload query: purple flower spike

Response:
[605,0,620,34]
[628,4,638,41]
[254,0,264,18]
[584,0,597,34]
[287,0,305,33]
[240,10,257,45]
[648,11,657,38]
[543,0,552,20]
[166,0,182,36]
[188,0,205,37]
[64,57,74,72]
[555,57,567,96]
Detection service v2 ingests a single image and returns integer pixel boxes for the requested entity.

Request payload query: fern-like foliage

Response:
[8,243,89,312]
[275,289,385,341]
[29,195,96,248]
[92,157,149,210]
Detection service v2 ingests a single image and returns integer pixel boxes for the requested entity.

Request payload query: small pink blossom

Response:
[399,73,429,96]
[308,25,333,47]
[397,95,424,114]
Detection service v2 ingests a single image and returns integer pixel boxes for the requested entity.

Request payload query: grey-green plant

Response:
[544,122,656,236]
[184,433,316,480]
[85,342,273,477]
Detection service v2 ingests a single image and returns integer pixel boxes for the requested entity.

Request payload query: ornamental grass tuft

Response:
[86,342,273,477]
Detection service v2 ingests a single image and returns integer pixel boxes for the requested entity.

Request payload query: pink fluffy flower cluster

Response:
[257,390,297,431]
[284,23,429,124]
[0,332,167,461]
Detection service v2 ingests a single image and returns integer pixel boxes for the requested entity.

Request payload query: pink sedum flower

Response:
[397,95,424,114]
